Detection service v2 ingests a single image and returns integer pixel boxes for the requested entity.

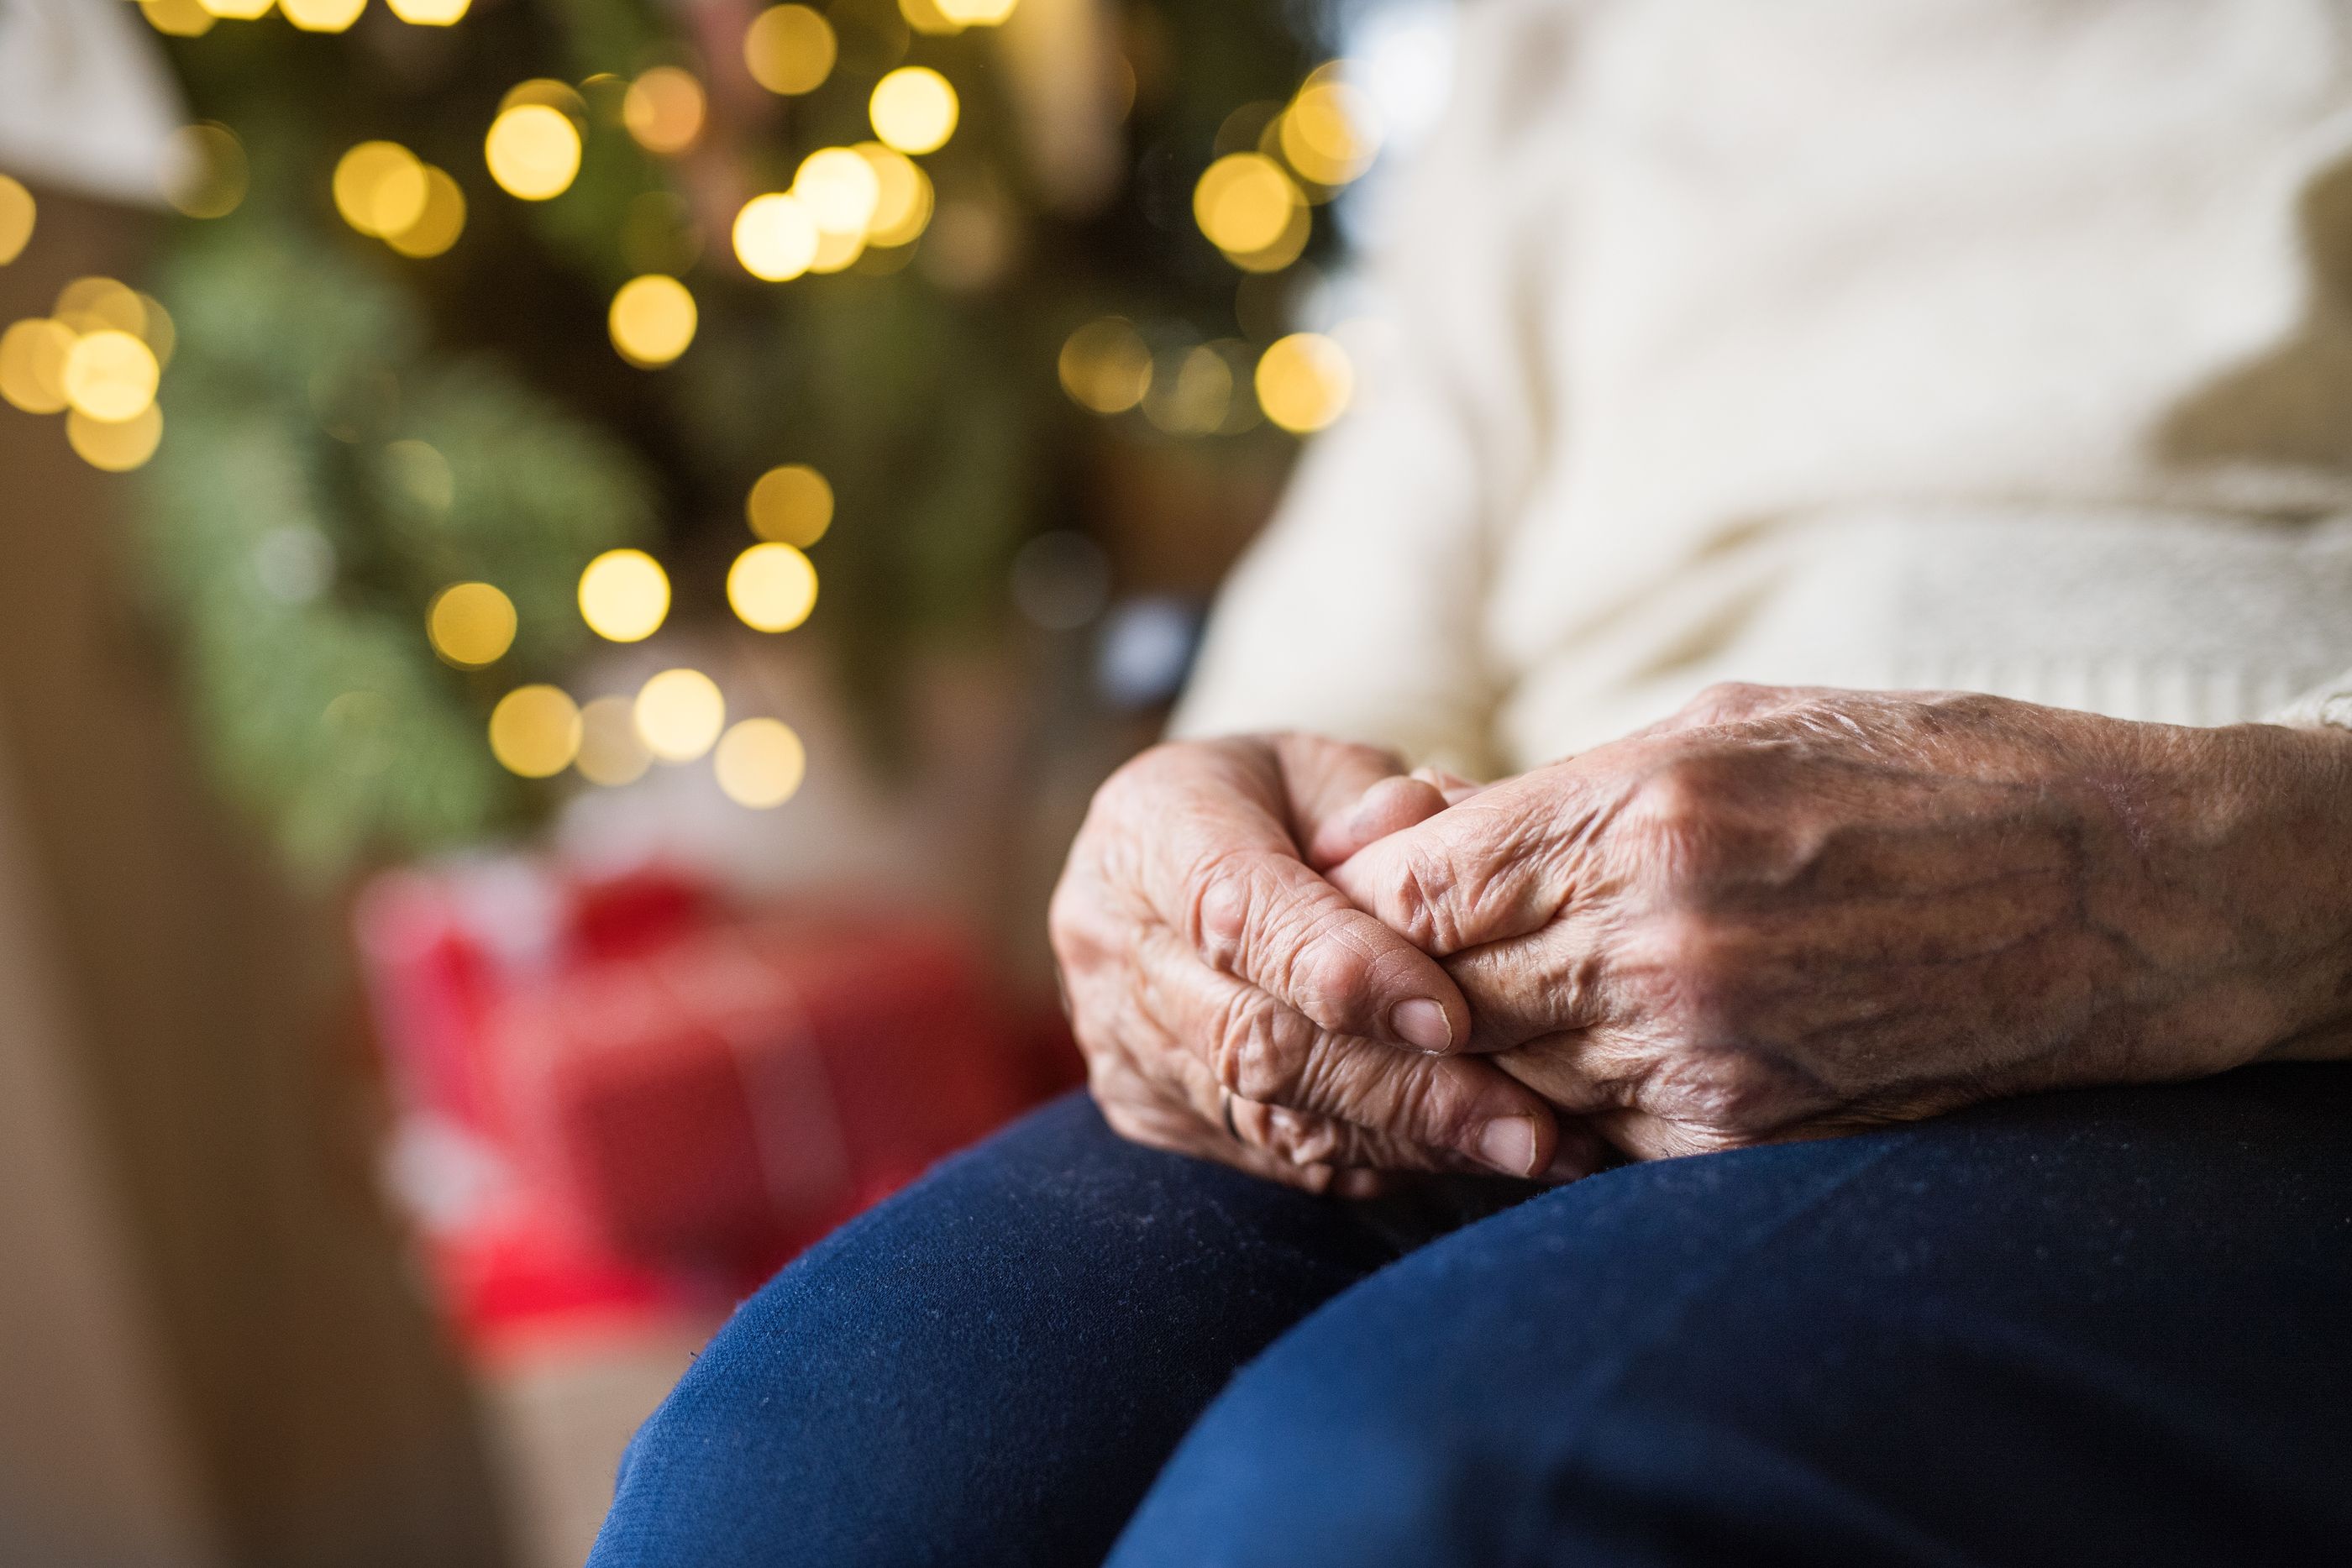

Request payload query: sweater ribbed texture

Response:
[1175,0,2352,770]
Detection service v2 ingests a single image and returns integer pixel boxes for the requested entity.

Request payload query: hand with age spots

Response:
[1048,734,1596,1194]
[1324,684,2352,1161]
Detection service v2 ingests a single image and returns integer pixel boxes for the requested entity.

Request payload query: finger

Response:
[1166,845,1470,1054]
[1414,765,1488,807]
[1324,779,1576,957]
[1544,1119,1616,1183]
[1225,1091,1515,1177]
[1087,1008,1457,1189]
[1588,1107,1730,1162]
[1270,733,1415,835]
[1069,947,1467,1180]
[1086,1054,1347,1193]
[1304,774,1452,869]
[1136,928,1556,1177]
[1440,921,1617,1049]
[1125,742,1473,1053]
[1489,1027,1649,1115]
[1269,735,1448,871]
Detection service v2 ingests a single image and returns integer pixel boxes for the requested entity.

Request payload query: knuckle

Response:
[1382,1065,1453,1145]
[1262,1105,1343,1166]
[1363,842,1460,950]
[1687,681,1773,725]
[1184,847,1262,963]
[1268,908,1376,1022]
[1210,990,1320,1104]
[1627,752,1745,882]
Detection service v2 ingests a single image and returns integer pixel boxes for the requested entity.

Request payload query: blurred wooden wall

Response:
[0,185,508,1568]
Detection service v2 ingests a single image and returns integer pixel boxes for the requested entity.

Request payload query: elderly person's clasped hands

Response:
[1053,683,2352,1189]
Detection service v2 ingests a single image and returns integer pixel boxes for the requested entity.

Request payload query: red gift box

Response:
[355,861,1077,1357]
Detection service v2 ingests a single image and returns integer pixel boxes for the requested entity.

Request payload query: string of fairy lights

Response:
[1,0,1381,821]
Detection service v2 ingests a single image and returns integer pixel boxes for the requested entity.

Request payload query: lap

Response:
[586,1091,1511,1568]
[1110,1063,2352,1567]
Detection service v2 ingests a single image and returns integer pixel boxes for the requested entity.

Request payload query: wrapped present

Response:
[355,859,1077,1355]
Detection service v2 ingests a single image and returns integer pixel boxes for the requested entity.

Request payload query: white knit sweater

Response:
[1174,0,2352,774]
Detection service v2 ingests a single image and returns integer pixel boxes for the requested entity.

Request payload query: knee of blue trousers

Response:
[1099,1138,1895,1568]
[586,1089,1413,1568]
[1108,1072,2352,1568]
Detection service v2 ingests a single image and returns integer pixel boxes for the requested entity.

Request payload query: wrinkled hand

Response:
[1329,684,2352,1160]
[1050,734,1570,1193]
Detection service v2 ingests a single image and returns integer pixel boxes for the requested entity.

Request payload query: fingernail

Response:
[1476,1116,1541,1178]
[1389,997,1453,1052]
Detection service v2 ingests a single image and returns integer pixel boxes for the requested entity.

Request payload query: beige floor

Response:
[478,1321,722,1568]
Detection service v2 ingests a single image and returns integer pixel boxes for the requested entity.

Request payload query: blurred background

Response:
[0,0,1446,1562]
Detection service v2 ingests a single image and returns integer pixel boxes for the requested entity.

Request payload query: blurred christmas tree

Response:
[12,0,1383,880]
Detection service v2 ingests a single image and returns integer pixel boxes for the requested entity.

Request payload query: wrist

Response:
[2119,721,2352,1067]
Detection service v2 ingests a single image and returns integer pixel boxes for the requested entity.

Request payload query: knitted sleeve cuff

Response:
[2271,673,2352,731]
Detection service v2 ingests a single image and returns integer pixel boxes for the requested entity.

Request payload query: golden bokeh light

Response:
[794,147,881,235]
[140,0,217,37]
[333,141,428,237]
[499,78,588,120]
[386,0,470,22]
[808,226,865,275]
[899,0,963,38]
[282,0,365,30]
[746,464,834,546]
[0,319,74,414]
[935,0,1017,24]
[161,123,248,219]
[634,669,726,763]
[1058,317,1152,414]
[54,277,144,338]
[426,581,517,667]
[623,67,706,155]
[485,104,581,202]
[0,176,33,266]
[608,275,697,369]
[858,144,932,246]
[732,193,820,281]
[489,685,581,778]
[575,695,653,786]
[577,548,671,642]
[198,0,275,18]
[1194,153,1299,256]
[714,718,806,808]
[1255,331,1353,433]
[1229,200,1309,273]
[67,406,165,473]
[727,543,819,632]
[870,68,959,155]
[1278,79,1381,187]
[61,331,161,424]
[386,167,466,258]
[138,295,178,370]
[744,5,837,96]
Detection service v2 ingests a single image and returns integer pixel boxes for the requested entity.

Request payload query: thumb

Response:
[1265,735,1451,869]
[1325,784,1560,957]
[1303,774,1452,869]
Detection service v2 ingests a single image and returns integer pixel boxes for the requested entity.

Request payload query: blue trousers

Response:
[589,1067,2352,1566]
